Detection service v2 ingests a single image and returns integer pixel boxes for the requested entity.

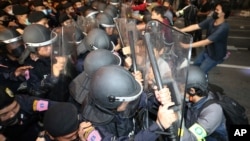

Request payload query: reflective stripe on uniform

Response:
[188,123,207,141]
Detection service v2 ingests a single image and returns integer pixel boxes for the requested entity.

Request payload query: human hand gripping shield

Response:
[51,25,79,78]
[142,20,192,141]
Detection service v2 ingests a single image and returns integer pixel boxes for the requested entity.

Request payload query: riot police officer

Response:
[0,27,33,93]
[0,86,57,141]
[80,65,177,140]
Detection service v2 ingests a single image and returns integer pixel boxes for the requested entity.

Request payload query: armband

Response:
[84,126,102,141]
[33,100,49,111]
[188,123,207,140]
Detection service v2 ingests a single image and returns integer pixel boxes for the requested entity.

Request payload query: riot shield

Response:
[76,14,99,35]
[120,3,133,18]
[114,18,139,71]
[51,25,78,78]
[141,20,192,141]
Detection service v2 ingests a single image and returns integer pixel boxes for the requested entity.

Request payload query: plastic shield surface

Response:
[114,18,140,72]
[142,20,192,141]
[76,15,99,35]
[51,25,78,78]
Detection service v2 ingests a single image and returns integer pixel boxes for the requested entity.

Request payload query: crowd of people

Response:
[0,0,232,141]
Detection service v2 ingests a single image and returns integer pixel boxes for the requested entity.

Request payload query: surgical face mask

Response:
[25,19,31,25]
[42,9,48,15]
[7,10,14,16]
[212,12,219,20]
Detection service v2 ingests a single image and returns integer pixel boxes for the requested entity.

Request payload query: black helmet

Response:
[186,66,208,93]
[83,28,113,51]
[90,65,142,109]
[22,24,56,48]
[69,49,121,104]
[0,27,22,44]
[96,13,115,28]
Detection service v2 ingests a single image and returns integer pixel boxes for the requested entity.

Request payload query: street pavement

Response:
[175,10,250,122]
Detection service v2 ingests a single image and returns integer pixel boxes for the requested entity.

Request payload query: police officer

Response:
[0,27,33,93]
[81,65,177,140]
[0,86,57,141]
[76,28,115,73]
[182,66,228,141]
[21,24,71,101]
[69,49,122,108]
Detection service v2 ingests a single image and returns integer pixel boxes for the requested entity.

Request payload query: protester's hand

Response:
[132,70,143,85]
[124,56,132,70]
[179,42,190,49]
[156,102,177,130]
[154,86,172,105]
[15,66,33,79]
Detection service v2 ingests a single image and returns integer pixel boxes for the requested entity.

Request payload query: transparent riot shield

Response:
[140,20,192,141]
[76,15,99,35]
[120,3,133,18]
[51,25,78,79]
[114,18,139,71]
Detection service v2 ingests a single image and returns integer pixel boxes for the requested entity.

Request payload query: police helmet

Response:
[22,24,56,48]
[84,8,99,18]
[90,65,142,109]
[96,2,107,13]
[0,27,22,44]
[83,28,113,51]
[186,66,208,93]
[104,5,118,19]
[96,13,115,28]
[0,28,25,58]
[109,0,119,6]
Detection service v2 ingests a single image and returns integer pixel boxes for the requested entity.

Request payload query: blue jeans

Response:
[193,49,223,74]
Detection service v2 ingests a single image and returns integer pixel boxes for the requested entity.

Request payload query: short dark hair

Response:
[216,0,231,19]
[151,5,167,18]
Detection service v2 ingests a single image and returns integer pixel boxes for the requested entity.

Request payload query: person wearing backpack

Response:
[181,65,228,141]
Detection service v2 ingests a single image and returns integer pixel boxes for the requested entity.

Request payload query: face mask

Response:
[0,110,22,126]
[7,10,14,16]
[25,18,31,25]
[9,45,25,58]
[212,12,219,20]
[42,9,48,15]
[0,20,9,27]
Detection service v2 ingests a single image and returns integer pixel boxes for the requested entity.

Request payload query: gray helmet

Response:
[22,24,56,48]
[96,2,107,13]
[96,13,115,28]
[0,27,22,44]
[104,5,118,19]
[90,65,142,109]
[186,66,208,92]
[83,28,113,51]
[0,28,25,59]
[69,49,121,104]
[109,0,119,6]
[84,8,99,18]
